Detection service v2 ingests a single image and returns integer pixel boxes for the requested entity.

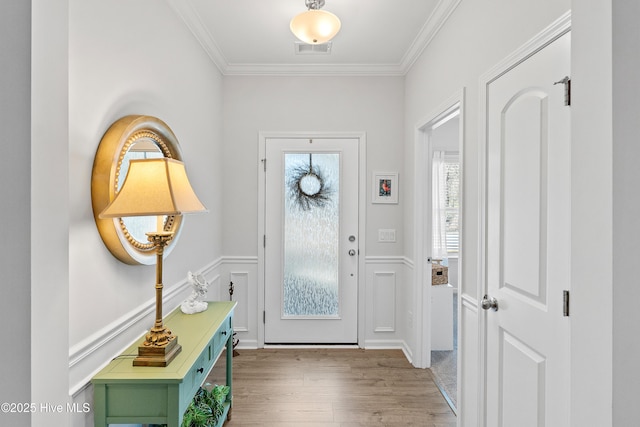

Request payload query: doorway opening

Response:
[414,92,464,416]
[428,108,461,412]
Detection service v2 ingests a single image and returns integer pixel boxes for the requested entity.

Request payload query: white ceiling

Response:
[167,0,460,76]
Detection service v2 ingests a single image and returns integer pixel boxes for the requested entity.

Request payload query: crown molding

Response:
[222,62,406,77]
[167,0,460,77]
[166,0,228,75]
[399,0,462,72]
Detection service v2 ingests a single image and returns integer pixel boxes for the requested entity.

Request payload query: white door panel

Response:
[264,138,359,343]
[485,31,570,426]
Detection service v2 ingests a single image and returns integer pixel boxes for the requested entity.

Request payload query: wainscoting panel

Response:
[229,271,249,332]
[206,273,222,301]
[219,257,259,348]
[460,292,479,427]
[364,256,409,350]
[373,271,397,332]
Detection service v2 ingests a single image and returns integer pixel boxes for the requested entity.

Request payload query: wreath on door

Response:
[287,153,332,210]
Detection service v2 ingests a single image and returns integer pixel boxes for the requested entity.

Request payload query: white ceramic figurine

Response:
[180,271,209,314]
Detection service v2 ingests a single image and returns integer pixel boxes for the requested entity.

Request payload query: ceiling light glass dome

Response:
[290,0,341,44]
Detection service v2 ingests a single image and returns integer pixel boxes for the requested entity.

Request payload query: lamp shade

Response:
[290,9,341,44]
[100,158,207,218]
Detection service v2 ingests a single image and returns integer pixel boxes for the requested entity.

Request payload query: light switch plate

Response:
[378,229,396,242]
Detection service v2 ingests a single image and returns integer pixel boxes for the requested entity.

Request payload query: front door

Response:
[264,137,359,343]
[484,31,571,425]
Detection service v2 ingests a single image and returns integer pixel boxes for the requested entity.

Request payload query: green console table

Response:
[92,301,236,427]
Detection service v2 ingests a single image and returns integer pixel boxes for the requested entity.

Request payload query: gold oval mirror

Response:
[92,115,185,265]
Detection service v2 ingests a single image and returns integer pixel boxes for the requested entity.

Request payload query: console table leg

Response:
[226,330,233,420]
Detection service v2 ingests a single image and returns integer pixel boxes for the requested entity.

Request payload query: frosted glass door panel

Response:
[283,153,340,317]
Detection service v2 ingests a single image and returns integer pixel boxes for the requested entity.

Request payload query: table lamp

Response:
[100,157,207,366]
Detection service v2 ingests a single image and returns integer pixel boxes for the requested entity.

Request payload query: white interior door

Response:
[484,32,570,426]
[264,137,359,343]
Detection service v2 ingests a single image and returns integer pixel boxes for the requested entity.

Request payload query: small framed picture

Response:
[372,172,398,204]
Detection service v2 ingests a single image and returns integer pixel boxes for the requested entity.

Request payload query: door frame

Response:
[477,12,571,427]
[257,131,367,348]
[413,89,465,374]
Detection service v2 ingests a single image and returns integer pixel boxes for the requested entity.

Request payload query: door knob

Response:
[348,249,356,256]
[481,294,499,312]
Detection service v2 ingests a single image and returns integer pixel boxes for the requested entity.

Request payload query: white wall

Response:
[222,76,405,256]
[431,115,460,153]
[30,0,225,424]
[404,0,571,294]
[68,0,223,353]
[611,1,640,424]
[222,76,409,348]
[570,2,613,425]
[404,0,570,425]
[32,0,70,425]
[1,2,32,426]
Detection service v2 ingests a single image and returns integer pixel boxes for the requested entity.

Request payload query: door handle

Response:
[348,249,356,256]
[481,294,499,312]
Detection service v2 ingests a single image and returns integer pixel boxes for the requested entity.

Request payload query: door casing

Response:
[257,131,367,348]
[263,137,359,343]
[413,90,465,375]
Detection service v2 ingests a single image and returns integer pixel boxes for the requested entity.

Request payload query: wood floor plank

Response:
[208,348,456,427]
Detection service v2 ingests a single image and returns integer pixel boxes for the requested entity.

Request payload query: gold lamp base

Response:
[132,232,182,367]
[133,326,182,367]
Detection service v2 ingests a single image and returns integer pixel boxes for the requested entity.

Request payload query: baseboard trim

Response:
[264,344,360,349]
[235,340,259,350]
[363,339,407,349]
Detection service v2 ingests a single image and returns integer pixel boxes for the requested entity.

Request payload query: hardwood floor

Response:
[207,348,456,427]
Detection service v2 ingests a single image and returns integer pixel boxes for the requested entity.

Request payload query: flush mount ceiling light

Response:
[290,0,341,44]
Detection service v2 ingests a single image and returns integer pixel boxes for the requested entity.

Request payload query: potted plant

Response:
[181,383,230,427]
[149,383,230,427]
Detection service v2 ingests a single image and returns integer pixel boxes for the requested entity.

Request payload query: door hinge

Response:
[563,290,570,317]
[554,76,571,106]
[263,235,266,248]
[261,158,267,172]
[263,310,266,324]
